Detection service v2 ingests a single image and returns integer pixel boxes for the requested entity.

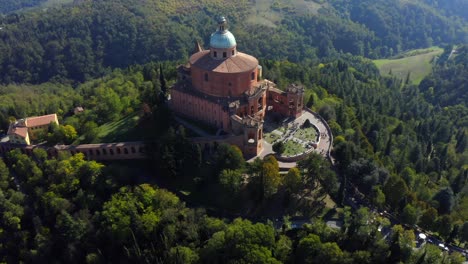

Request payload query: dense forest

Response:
[0,0,467,262]
[0,0,47,14]
[0,0,466,83]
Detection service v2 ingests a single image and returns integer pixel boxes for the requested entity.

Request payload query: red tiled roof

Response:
[25,114,57,128]
[190,51,258,73]
[9,126,28,138]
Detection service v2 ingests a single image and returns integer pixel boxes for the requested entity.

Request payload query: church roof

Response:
[210,30,236,49]
[190,50,258,73]
[210,16,237,49]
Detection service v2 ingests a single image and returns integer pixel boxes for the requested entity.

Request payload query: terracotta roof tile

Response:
[25,114,57,128]
[190,51,258,73]
[9,127,28,138]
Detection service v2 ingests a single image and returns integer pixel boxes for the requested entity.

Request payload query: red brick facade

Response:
[170,17,304,157]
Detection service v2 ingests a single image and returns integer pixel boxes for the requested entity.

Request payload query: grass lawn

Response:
[373,47,443,85]
[283,140,305,156]
[40,0,73,8]
[247,0,325,27]
[293,126,318,142]
[17,0,72,12]
[97,113,143,142]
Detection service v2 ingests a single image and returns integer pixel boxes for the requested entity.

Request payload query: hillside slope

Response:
[373,47,443,85]
[0,0,465,84]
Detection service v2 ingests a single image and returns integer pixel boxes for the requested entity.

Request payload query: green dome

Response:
[210,30,237,49]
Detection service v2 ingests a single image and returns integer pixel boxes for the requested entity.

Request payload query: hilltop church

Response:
[170,17,304,157]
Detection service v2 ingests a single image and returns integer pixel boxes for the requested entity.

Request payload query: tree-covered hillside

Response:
[329,0,467,55]
[422,0,468,21]
[0,0,466,84]
[0,0,47,14]
[420,45,468,107]
[0,0,467,262]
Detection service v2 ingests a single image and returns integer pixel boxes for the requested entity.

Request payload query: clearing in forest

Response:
[373,47,443,85]
[247,0,326,27]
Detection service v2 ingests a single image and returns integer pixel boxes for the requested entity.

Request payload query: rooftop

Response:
[8,126,28,138]
[190,50,258,73]
[210,16,237,49]
[25,114,57,128]
[210,30,237,49]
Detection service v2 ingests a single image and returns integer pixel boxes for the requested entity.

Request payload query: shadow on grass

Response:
[97,113,158,143]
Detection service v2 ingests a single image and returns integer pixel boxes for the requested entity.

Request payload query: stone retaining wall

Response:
[0,141,147,161]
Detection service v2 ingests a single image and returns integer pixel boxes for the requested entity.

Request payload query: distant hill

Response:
[419,44,468,107]
[0,0,47,13]
[421,0,468,21]
[0,0,465,84]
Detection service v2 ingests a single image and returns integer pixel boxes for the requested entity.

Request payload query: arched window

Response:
[204,73,208,82]
[232,50,235,55]
[223,52,227,58]
[251,72,255,80]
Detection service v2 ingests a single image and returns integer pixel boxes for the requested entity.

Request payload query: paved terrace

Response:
[250,109,333,169]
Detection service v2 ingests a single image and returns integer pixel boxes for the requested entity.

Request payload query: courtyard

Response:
[263,113,320,158]
[253,109,333,169]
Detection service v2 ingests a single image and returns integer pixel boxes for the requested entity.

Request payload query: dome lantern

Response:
[218,16,227,32]
[210,16,237,51]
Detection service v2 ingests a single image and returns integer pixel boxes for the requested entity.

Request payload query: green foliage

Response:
[275,235,292,263]
[401,204,419,226]
[383,175,408,209]
[0,159,10,190]
[219,169,243,196]
[460,222,468,244]
[420,45,468,107]
[436,215,454,239]
[296,233,345,264]
[0,0,46,13]
[101,184,182,245]
[298,152,338,196]
[370,186,386,209]
[261,156,281,199]
[0,0,466,261]
[389,225,415,263]
[284,167,302,193]
[347,158,390,194]
[433,187,455,215]
[200,218,280,263]
[167,246,199,264]
[47,124,77,145]
[214,144,245,172]
[419,207,438,231]
[0,0,465,84]
[272,141,285,154]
